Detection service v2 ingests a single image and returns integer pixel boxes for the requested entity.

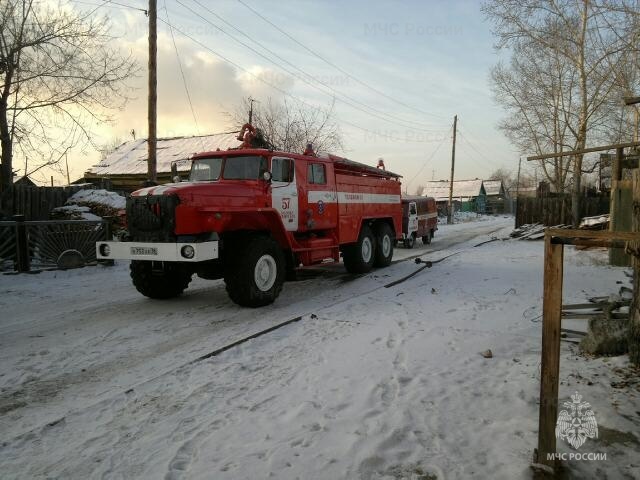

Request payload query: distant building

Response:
[483,179,509,213]
[422,179,486,213]
[82,133,240,192]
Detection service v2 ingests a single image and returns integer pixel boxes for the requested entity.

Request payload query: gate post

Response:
[534,232,564,471]
[13,214,30,272]
[101,217,115,266]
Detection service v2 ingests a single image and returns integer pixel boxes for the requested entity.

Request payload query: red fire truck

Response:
[97,129,403,307]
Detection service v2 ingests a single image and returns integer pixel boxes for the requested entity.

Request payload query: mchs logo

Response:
[548,391,606,462]
[555,392,598,449]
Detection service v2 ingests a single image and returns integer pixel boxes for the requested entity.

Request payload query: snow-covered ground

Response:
[1,215,638,479]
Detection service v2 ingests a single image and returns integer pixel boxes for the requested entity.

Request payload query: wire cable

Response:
[235,0,446,120]
[156,16,443,144]
[69,0,148,14]
[163,1,204,148]
[176,0,447,134]
[185,0,445,132]
[405,124,452,188]
[456,127,503,168]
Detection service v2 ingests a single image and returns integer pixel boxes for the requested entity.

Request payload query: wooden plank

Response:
[527,141,640,161]
[536,234,564,469]
[547,228,640,241]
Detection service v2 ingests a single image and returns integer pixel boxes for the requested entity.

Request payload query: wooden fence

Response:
[515,195,610,227]
[0,185,94,221]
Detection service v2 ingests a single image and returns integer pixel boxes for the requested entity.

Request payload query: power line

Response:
[156,16,443,144]
[176,0,447,134]
[163,1,203,146]
[235,0,446,120]
[405,124,452,188]
[456,125,503,169]
[69,0,148,14]
[185,0,444,132]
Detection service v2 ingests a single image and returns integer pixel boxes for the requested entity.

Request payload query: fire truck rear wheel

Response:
[373,223,394,267]
[404,233,416,249]
[224,236,285,307]
[343,225,376,274]
[422,231,432,245]
[130,260,192,299]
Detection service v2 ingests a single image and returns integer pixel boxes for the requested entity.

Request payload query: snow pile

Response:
[438,211,492,224]
[580,214,609,230]
[50,205,102,222]
[66,189,126,210]
[52,189,126,231]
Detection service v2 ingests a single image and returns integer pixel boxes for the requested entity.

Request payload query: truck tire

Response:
[130,260,192,299]
[422,230,432,245]
[373,223,394,267]
[343,225,376,273]
[224,236,285,307]
[403,232,416,249]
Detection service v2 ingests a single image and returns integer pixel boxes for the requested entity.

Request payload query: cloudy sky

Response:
[60,0,519,190]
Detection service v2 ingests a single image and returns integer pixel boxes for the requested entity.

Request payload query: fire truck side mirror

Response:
[171,162,179,182]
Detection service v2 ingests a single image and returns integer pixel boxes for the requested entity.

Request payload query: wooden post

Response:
[447,114,457,225]
[535,232,564,470]
[609,148,631,266]
[147,0,157,184]
[13,214,30,272]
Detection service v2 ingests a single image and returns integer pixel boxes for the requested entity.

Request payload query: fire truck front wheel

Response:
[130,260,193,299]
[373,222,394,267]
[224,236,285,307]
[343,225,376,274]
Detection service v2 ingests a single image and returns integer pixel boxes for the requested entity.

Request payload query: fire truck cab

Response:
[97,138,403,307]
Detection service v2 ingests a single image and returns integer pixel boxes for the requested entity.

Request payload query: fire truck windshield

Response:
[190,157,222,181]
[222,155,268,180]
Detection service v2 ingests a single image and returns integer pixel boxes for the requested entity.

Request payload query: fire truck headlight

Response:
[99,243,111,257]
[181,245,195,259]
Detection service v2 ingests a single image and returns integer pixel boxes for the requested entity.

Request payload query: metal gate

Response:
[0,217,111,272]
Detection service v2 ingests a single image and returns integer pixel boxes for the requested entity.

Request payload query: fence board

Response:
[516,196,609,227]
[0,185,95,220]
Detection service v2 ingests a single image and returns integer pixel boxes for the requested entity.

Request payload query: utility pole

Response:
[447,114,457,225]
[248,96,256,124]
[515,156,522,221]
[623,95,640,365]
[147,0,157,185]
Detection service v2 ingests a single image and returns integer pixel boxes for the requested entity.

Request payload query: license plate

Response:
[130,246,158,256]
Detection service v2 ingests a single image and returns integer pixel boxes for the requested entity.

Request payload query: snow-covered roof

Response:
[422,179,485,201]
[483,180,504,196]
[86,133,240,176]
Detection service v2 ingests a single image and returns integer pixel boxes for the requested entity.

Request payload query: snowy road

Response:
[1,216,636,479]
[0,217,507,439]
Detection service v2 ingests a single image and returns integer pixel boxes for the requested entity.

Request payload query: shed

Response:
[483,180,507,198]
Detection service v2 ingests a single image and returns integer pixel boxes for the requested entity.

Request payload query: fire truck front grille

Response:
[126,194,179,242]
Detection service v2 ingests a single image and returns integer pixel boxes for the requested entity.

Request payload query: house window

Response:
[307,163,326,184]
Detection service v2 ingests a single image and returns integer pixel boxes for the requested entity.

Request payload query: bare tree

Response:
[0,0,137,192]
[232,97,343,154]
[484,0,639,225]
